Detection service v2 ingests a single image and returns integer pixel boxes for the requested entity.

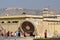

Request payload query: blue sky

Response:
[0,0,60,10]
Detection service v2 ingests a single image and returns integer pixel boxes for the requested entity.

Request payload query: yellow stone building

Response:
[0,8,60,37]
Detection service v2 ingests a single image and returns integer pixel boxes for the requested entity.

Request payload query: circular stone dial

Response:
[21,21,35,34]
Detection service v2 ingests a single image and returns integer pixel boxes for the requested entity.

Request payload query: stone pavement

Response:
[0,36,34,40]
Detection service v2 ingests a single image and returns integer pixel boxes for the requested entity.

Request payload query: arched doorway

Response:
[20,21,35,37]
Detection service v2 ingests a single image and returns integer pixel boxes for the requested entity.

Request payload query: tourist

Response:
[1,32,3,36]
[6,31,10,37]
[14,31,17,37]
[3,29,6,36]
[24,32,26,37]
[14,31,19,37]
[18,31,20,37]
[11,32,14,37]
[44,30,47,38]
[30,32,35,37]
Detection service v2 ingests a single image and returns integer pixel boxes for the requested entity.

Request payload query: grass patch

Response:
[33,38,60,40]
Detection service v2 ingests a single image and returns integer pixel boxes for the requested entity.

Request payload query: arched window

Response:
[1,21,4,23]
[12,21,18,23]
[7,21,11,23]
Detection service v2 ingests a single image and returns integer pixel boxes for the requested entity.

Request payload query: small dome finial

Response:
[5,13,9,16]
[43,8,49,11]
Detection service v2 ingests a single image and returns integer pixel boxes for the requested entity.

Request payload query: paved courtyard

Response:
[0,36,34,40]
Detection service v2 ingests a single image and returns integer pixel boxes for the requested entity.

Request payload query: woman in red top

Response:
[44,30,47,38]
